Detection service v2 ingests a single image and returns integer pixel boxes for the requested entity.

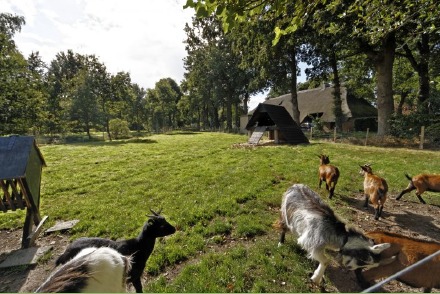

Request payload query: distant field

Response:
[1,132,439,292]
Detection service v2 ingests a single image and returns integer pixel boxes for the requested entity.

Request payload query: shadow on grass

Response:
[164,131,201,136]
[60,138,159,147]
[387,210,440,241]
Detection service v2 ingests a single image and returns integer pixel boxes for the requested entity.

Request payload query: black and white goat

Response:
[36,247,131,293]
[276,184,391,285]
[56,209,176,293]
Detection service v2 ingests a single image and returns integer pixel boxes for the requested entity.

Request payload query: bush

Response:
[425,123,440,143]
[109,119,131,139]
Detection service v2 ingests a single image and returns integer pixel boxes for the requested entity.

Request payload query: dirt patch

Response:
[1,194,439,293]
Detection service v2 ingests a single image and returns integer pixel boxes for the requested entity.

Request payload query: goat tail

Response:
[404,173,412,181]
[272,218,286,232]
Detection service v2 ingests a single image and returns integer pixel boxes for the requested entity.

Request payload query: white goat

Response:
[36,247,131,293]
[276,184,391,285]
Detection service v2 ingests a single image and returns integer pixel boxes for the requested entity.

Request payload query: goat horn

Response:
[149,209,159,216]
[149,208,163,216]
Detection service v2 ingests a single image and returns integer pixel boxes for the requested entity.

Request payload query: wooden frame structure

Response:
[245,103,309,145]
[0,136,47,248]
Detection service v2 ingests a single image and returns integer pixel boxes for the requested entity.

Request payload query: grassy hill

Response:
[1,132,439,292]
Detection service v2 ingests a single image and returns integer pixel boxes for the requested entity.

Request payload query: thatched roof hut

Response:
[243,84,377,132]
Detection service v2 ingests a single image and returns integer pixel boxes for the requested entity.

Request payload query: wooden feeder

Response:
[0,136,48,248]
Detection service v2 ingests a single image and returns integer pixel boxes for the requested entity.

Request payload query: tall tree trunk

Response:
[366,34,396,136]
[289,49,300,124]
[403,34,430,113]
[234,100,240,131]
[226,94,232,132]
[330,51,343,131]
[243,92,249,114]
[417,34,430,112]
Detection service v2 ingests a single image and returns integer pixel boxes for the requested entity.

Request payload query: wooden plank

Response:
[248,126,267,144]
[0,246,52,268]
[0,180,15,211]
[0,192,6,212]
[9,179,25,209]
[45,219,79,234]
[18,179,31,208]
[26,215,48,248]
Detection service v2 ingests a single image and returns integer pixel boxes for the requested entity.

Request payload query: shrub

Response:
[425,123,440,144]
[109,119,131,139]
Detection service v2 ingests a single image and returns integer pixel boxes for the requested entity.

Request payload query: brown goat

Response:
[359,164,388,220]
[395,173,440,204]
[318,154,340,199]
[356,231,440,292]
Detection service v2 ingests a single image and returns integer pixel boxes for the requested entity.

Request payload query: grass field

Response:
[1,132,439,292]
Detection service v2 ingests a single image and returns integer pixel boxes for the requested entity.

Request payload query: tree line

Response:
[2,1,440,139]
[184,0,440,137]
[1,13,184,139]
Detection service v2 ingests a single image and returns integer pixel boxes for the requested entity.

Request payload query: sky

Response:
[1,0,305,110]
[1,0,193,89]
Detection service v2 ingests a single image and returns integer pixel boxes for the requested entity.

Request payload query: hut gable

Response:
[246,104,309,145]
[0,136,46,180]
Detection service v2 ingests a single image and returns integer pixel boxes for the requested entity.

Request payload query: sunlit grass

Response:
[1,132,439,292]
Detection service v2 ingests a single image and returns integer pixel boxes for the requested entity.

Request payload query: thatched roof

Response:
[250,85,376,123]
[246,104,309,145]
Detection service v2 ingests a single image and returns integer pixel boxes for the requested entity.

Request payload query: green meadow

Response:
[1,132,439,292]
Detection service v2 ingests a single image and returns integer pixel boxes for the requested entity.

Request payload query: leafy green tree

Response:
[46,50,85,134]
[184,0,440,135]
[145,78,181,132]
[26,51,49,134]
[183,16,253,131]
[68,69,101,138]
[0,13,46,135]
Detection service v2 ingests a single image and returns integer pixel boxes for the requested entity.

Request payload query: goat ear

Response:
[369,243,391,254]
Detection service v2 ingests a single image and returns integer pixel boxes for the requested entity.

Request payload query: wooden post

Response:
[310,127,313,140]
[419,126,425,150]
[274,129,279,144]
[333,127,337,142]
[365,128,369,146]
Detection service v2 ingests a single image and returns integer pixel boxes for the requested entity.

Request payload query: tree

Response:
[0,13,45,135]
[46,50,85,134]
[183,16,255,131]
[231,13,303,124]
[146,78,181,132]
[184,0,440,135]
[68,69,100,138]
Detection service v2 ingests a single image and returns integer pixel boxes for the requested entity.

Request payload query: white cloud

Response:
[1,0,194,89]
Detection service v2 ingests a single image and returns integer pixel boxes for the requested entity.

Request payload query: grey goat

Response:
[276,184,392,285]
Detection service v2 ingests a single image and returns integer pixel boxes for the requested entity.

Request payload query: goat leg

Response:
[395,185,415,200]
[363,194,369,209]
[131,278,143,293]
[278,230,286,247]
[416,193,426,204]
